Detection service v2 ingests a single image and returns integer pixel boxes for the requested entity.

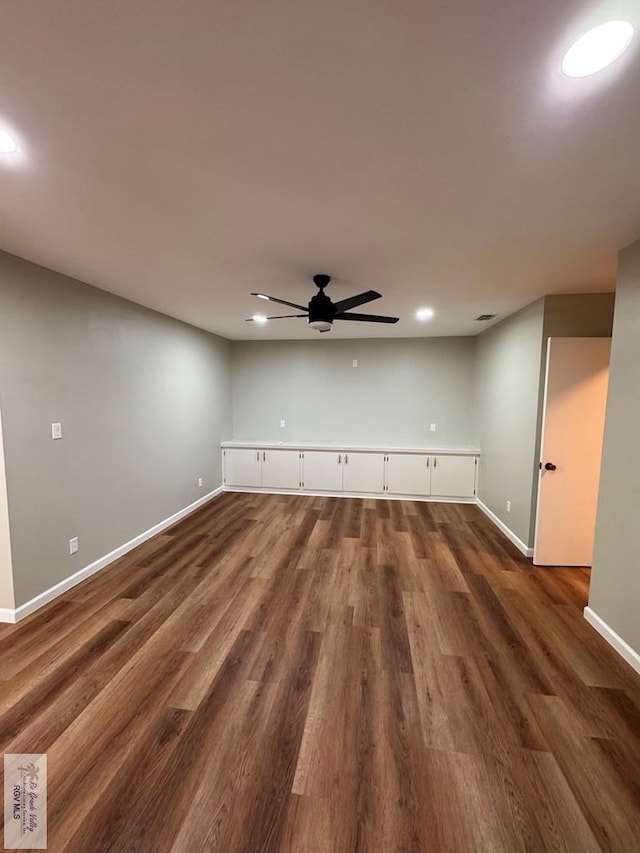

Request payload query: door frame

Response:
[0,408,16,615]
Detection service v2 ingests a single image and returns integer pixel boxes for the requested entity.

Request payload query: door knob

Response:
[544,462,557,471]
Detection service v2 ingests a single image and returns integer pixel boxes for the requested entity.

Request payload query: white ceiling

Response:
[1,0,639,340]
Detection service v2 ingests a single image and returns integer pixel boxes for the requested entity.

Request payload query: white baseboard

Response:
[223,486,475,504]
[0,486,224,624]
[583,606,640,677]
[475,498,533,557]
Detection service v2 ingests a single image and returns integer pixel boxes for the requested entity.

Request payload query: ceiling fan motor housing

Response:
[308,289,335,325]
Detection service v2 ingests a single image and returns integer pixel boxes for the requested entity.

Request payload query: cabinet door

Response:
[385,453,431,496]
[301,451,344,491]
[261,450,301,489]
[430,455,477,498]
[224,448,262,487]
[342,452,385,494]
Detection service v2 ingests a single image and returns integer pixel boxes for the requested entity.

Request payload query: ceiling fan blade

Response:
[245,314,308,321]
[334,312,399,324]
[332,290,382,313]
[251,293,308,311]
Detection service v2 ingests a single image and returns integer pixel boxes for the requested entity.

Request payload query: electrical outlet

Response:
[69,536,79,555]
[51,422,62,440]
[352,359,358,368]
[430,423,436,432]
[506,501,511,513]
[198,477,203,488]
[280,419,286,428]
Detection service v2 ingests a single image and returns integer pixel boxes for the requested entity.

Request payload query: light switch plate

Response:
[430,423,436,432]
[51,422,62,440]
[280,419,286,428]
[352,359,358,367]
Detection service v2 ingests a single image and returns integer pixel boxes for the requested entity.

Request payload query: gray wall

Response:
[231,338,477,447]
[0,251,231,607]
[474,300,545,546]
[589,239,640,655]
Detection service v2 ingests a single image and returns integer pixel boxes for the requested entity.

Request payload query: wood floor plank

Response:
[1,492,639,851]
[0,597,132,705]
[529,693,640,850]
[519,749,602,853]
[63,706,193,853]
[277,794,332,853]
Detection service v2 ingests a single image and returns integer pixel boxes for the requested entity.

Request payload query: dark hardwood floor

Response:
[1,492,640,852]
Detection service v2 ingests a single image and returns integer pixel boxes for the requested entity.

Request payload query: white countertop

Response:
[221,440,480,455]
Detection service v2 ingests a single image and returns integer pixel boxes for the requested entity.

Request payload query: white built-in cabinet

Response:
[298,450,386,493]
[223,448,262,488]
[430,454,477,498]
[341,452,385,493]
[261,449,300,489]
[302,451,343,491]
[385,453,431,496]
[223,448,301,490]
[384,453,477,498]
[223,444,478,501]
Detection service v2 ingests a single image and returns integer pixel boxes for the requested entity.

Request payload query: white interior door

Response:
[533,337,611,566]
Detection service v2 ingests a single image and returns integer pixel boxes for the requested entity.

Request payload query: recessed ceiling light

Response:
[252,314,267,324]
[415,307,434,321]
[256,293,270,300]
[562,21,634,78]
[0,129,20,154]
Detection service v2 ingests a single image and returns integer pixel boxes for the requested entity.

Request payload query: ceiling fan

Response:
[247,274,399,333]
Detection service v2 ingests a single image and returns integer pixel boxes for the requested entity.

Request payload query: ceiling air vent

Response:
[476,314,497,321]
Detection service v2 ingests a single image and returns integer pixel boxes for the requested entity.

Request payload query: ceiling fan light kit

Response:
[247,274,399,332]
[309,319,333,332]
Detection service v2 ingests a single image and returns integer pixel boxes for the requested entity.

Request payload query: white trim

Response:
[0,409,16,613]
[532,339,553,563]
[583,606,640,677]
[222,441,480,456]
[223,486,475,504]
[0,486,224,624]
[475,498,533,557]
